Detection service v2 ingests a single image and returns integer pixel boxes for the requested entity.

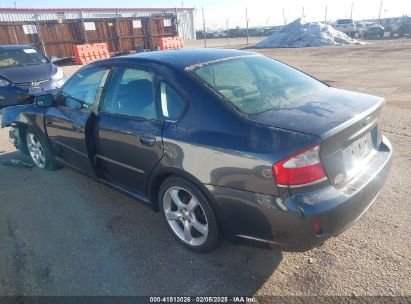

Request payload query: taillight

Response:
[273,144,327,187]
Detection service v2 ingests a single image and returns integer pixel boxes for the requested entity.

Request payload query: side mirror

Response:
[49,56,58,63]
[65,97,83,109]
[35,94,54,107]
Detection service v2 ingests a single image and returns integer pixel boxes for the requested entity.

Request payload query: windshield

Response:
[191,55,327,115]
[0,48,48,68]
[336,19,353,25]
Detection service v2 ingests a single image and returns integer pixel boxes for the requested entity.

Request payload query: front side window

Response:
[0,48,48,68]
[191,55,326,115]
[101,67,157,119]
[160,81,185,120]
[61,67,107,109]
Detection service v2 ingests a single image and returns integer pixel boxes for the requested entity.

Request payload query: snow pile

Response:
[254,18,365,48]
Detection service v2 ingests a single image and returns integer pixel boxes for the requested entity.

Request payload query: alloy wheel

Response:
[26,133,46,168]
[163,186,209,246]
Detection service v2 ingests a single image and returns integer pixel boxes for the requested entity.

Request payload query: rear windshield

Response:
[0,48,48,68]
[191,55,326,115]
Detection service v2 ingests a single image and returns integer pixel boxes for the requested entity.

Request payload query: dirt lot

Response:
[0,38,410,296]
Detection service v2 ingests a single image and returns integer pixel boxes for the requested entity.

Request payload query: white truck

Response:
[333,19,357,37]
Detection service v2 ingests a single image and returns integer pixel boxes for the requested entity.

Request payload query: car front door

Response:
[45,66,109,176]
[95,66,164,194]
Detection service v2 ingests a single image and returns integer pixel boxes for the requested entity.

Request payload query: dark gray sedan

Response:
[1,49,392,252]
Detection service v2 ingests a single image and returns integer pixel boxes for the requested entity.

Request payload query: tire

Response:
[25,127,57,170]
[10,126,29,156]
[159,176,221,253]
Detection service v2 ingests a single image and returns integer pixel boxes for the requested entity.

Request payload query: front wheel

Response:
[26,128,57,170]
[159,176,221,252]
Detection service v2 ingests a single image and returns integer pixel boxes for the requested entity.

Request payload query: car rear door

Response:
[45,66,109,176]
[95,66,164,194]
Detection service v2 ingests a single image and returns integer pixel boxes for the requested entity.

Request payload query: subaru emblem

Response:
[363,116,371,126]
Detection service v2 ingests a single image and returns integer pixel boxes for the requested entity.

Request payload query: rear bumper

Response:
[207,136,392,251]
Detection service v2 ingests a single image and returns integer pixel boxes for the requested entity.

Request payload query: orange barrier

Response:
[158,36,184,50]
[73,43,110,65]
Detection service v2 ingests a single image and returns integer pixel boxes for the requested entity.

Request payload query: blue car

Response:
[0,45,66,109]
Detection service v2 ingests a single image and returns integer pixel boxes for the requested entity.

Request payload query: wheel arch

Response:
[1,104,46,133]
[147,167,225,234]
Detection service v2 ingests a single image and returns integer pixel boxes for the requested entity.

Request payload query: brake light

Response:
[313,216,322,233]
[273,144,327,187]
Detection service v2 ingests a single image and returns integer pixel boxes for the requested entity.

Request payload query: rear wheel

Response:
[159,176,220,252]
[26,128,57,170]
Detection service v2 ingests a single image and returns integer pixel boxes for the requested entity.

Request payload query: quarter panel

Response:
[159,82,320,196]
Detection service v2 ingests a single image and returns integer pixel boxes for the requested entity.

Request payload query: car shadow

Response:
[0,151,283,296]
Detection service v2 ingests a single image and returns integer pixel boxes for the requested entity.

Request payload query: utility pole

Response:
[174,7,180,37]
[226,18,230,46]
[202,7,206,48]
[349,2,354,37]
[80,10,88,43]
[378,0,383,25]
[35,14,46,56]
[282,8,287,26]
[302,6,305,19]
[115,11,123,54]
[324,5,328,24]
[350,2,353,19]
[245,7,249,45]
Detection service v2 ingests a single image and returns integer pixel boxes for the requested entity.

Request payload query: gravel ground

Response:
[0,38,410,297]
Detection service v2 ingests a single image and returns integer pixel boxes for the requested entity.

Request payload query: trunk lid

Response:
[251,87,384,186]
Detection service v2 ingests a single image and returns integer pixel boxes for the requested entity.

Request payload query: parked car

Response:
[212,31,228,38]
[0,45,66,109]
[333,19,357,37]
[380,17,399,34]
[1,49,392,253]
[363,24,385,38]
[390,15,411,36]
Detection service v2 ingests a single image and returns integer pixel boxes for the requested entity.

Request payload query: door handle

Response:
[140,136,156,147]
[72,123,82,132]
[46,118,53,127]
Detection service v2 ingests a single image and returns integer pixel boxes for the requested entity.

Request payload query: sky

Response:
[1,0,410,30]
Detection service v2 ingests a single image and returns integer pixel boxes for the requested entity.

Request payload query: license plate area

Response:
[349,132,372,161]
[29,87,42,93]
[342,132,375,182]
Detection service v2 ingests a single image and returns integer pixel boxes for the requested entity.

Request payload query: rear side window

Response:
[192,55,326,115]
[101,67,157,119]
[160,82,185,120]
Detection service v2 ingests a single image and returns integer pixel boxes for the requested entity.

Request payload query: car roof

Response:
[99,48,256,71]
[0,44,35,50]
